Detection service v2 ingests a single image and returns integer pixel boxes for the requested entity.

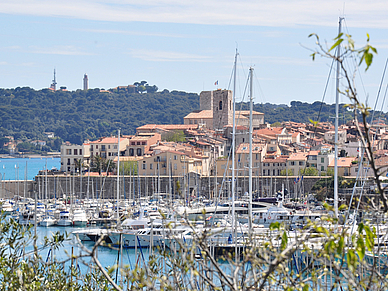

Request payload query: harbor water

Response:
[0,157,60,181]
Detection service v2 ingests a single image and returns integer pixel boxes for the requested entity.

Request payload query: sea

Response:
[0,157,60,181]
[0,157,147,282]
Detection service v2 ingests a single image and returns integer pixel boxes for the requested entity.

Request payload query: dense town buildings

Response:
[59,89,388,181]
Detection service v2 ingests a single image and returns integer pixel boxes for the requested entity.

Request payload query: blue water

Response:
[28,225,151,280]
[0,157,60,181]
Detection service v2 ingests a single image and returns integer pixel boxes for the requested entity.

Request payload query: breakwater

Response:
[0,174,324,200]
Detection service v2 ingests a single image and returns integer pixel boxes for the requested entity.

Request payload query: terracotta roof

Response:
[137,124,199,130]
[235,110,264,115]
[90,137,127,144]
[288,152,308,161]
[184,110,213,119]
[254,127,284,136]
[328,157,356,167]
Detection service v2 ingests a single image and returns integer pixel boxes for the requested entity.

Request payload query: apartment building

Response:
[262,155,288,176]
[60,142,90,172]
[89,136,129,160]
[126,133,161,157]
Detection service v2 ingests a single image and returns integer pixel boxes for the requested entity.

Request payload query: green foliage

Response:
[0,87,199,146]
[280,169,293,176]
[300,167,319,176]
[119,161,138,175]
[164,130,186,142]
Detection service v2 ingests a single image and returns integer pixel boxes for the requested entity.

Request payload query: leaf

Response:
[329,38,343,52]
[364,51,373,71]
[337,236,344,255]
[281,231,288,250]
[309,118,319,127]
[270,221,280,230]
[334,32,344,40]
[356,237,365,261]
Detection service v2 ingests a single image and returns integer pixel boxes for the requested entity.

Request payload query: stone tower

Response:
[213,89,233,131]
[200,91,213,110]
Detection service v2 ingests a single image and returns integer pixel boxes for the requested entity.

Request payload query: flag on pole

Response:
[214,80,218,86]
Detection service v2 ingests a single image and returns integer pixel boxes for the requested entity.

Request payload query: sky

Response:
[1,0,388,108]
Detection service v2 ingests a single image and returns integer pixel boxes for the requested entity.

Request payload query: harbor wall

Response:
[0,174,324,200]
[0,180,35,199]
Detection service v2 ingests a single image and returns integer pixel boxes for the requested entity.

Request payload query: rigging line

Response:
[253,71,266,104]
[346,59,388,226]
[227,52,238,90]
[295,57,335,199]
[370,58,388,124]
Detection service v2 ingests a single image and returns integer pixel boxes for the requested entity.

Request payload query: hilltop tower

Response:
[83,74,88,90]
[50,69,57,91]
[212,89,233,131]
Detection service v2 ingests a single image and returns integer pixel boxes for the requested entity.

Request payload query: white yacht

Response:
[73,209,88,227]
[39,210,57,227]
[57,210,73,226]
[105,216,150,248]
[177,200,272,221]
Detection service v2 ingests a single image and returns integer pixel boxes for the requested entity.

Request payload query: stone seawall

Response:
[0,175,323,200]
[0,180,35,199]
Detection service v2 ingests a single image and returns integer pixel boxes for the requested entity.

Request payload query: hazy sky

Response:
[1,0,388,108]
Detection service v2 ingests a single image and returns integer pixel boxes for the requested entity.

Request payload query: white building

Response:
[60,142,91,172]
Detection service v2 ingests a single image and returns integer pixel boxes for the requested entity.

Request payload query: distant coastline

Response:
[0,153,60,159]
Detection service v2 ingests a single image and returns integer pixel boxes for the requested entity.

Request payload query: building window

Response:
[66,149,71,155]
[321,166,324,171]
[74,149,78,155]
[150,164,153,170]
[96,145,98,149]
[256,154,259,160]
[114,145,117,149]
[80,149,82,155]
[129,148,134,156]
[219,100,223,110]
[174,164,177,170]
[174,155,177,160]
[142,162,146,170]
[137,142,140,145]
[321,157,324,163]
[67,159,70,165]
[273,169,276,175]
[290,161,295,166]
[131,142,135,145]
[142,142,146,145]
[108,145,111,149]
[137,148,142,156]
[299,161,304,166]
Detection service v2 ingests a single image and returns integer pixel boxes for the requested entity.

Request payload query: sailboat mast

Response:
[334,17,343,218]
[117,129,120,226]
[249,67,253,232]
[232,49,237,231]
